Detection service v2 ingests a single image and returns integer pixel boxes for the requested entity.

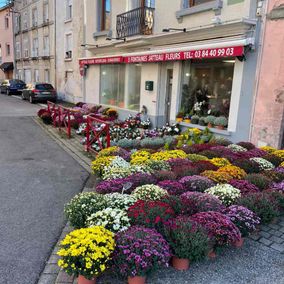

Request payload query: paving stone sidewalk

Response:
[249,215,284,253]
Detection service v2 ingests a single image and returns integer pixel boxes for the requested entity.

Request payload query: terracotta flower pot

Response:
[128,276,146,284]
[172,256,190,271]
[207,123,213,128]
[234,238,244,248]
[78,275,96,284]
[215,125,225,130]
[208,249,216,259]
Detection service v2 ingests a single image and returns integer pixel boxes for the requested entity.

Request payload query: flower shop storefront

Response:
[80,37,257,142]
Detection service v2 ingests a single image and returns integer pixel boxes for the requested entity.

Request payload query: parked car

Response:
[0,79,26,95]
[22,83,57,103]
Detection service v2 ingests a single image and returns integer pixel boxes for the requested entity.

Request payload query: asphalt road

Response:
[0,95,88,284]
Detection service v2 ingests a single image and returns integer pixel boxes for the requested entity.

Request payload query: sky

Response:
[0,0,7,8]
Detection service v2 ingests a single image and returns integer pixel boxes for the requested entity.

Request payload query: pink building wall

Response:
[251,0,284,148]
[0,5,14,80]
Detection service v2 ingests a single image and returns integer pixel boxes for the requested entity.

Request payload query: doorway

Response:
[165,69,173,123]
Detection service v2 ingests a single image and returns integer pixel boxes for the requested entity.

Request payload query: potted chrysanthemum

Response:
[112,226,171,284]
[57,226,115,284]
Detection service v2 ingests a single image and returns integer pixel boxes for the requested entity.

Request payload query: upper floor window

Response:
[5,17,9,29]
[99,0,111,31]
[43,2,49,22]
[6,44,11,56]
[15,15,21,32]
[32,8,38,26]
[65,33,73,59]
[23,11,28,30]
[66,0,72,20]
[43,36,49,56]
[15,42,21,59]
[183,0,213,8]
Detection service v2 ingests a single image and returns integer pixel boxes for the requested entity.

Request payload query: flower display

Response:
[91,156,115,175]
[245,173,272,191]
[128,200,175,230]
[132,184,168,201]
[154,170,177,181]
[262,170,284,182]
[112,226,171,278]
[227,144,248,152]
[246,148,267,158]
[167,158,193,170]
[163,216,209,261]
[145,159,171,171]
[179,175,215,192]
[217,165,247,179]
[229,179,260,195]
[192,160,219,173]
[232,159,261,174]
[273,150,284,160]
[157,180,186,195]
[151,150,187,161]
[205,184,241,206]
[222,205,260,236]
[201,170,232,183]
[237,192,280,224]
[199,150,220,159]
[190,211,241,246]
[180,191,224,215]
[130,150,151,165]
[260,146,277,154]
[210,157,231,167]
[187,153,210,162]
[269,181,284,192]
[97,146,119,157]
[128,173,158,191]
[64,192,106,228]
[57,227,115,279]
[237,142,256,150]
[250,157,275,171]
[262,154,282,167]
[87,208,130,233]
[172,164,199,178]
[104,193,137,210]
[96,178,132,194]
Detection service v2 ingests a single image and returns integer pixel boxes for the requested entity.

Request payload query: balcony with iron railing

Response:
[116,6,154,39]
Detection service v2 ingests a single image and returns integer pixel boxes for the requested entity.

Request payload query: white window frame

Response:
[32,8,38,27]
[66,0,73,20]
[65,33,73,59]
[43,2,49,22]
[43,36,49,56]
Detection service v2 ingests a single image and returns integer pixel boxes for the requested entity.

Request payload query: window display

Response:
[179,59,234,128]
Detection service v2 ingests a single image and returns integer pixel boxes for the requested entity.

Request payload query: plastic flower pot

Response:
[208,249,217,259]
[184,119,191,124]
[172,256,190,271]
[176,118,183,123]
[78,275,96,284]
[128,276,146,284]
[233,237,244,248]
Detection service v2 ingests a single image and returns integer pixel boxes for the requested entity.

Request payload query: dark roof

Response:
[0,62,14,71]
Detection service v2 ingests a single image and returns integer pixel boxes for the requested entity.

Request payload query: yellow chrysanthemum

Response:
[210,158,231,168]
[260,146,277,154]
[273,150,284,161]
[217,165,247,179]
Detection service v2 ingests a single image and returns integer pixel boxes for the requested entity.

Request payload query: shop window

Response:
[179,59,234,124]
[100,64,141,111]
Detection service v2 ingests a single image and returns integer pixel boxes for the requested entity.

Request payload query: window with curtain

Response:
[100,64,141,111]
[179,59,234,119]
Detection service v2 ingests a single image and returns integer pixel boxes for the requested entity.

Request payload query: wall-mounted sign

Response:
[145,81,154,91]
[79,46,244,72]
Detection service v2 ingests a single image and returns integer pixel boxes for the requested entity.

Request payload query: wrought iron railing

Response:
[116,6,154,39]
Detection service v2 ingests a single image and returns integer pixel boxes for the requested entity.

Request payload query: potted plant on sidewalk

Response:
[163,216,209,271]
[112,226,171,284]
[57,227,115,284]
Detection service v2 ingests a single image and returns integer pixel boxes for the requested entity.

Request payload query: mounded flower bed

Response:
[59,138,284,283]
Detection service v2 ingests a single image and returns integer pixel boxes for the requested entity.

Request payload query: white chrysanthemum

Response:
[250,157,275,171]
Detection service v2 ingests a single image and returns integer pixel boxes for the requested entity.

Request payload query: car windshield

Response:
[35,84,54,90]
[11,80,25,84]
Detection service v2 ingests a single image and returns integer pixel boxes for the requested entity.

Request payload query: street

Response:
[0,95,89,284]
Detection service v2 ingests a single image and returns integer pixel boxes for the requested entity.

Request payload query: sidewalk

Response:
[35,118,284,284]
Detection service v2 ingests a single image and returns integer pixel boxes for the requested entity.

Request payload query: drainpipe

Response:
[54,0,57,89]
[249,0,269,143]
[82,0,87,102]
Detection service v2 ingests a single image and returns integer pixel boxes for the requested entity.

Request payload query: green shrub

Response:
[140,138,165,149]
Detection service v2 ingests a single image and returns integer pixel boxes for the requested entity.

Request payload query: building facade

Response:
[13,0,55,86]
[80,0,263,143]
[250,0,284,148]
[55,0,84,102]
[0,3,14,80]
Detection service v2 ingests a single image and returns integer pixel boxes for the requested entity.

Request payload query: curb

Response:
[34,118,97,284]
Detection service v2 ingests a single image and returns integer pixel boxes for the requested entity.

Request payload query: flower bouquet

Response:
[57,227,115,284]
[112,226,171,284]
